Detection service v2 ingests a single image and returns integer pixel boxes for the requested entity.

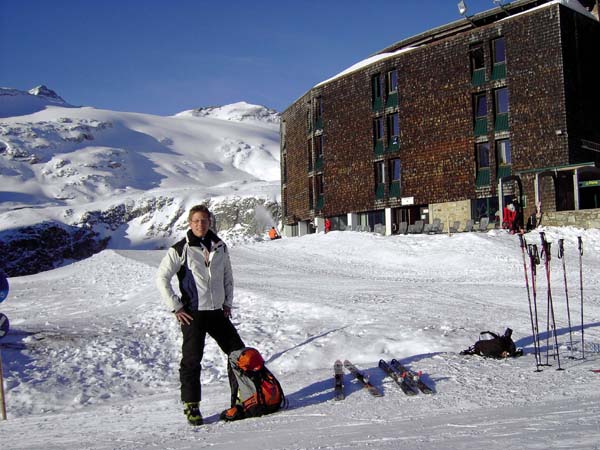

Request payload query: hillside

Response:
[0,87,282,276]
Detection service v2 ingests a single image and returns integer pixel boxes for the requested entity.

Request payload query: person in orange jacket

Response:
[268,227,281,240]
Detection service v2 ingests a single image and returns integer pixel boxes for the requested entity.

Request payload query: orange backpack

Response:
[222,348,286,421]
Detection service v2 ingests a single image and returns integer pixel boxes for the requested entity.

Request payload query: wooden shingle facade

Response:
[281,0,600,235]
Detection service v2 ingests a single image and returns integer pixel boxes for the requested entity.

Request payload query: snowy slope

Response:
[175,101,280,126]
[1,227,599,449]
[0,87,282,274]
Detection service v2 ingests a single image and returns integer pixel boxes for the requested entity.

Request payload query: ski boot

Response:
[183,402,203,426]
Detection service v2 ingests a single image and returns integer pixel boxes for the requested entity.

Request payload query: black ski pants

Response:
[179,309,244,403]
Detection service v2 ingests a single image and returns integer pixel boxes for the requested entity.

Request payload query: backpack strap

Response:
[479,331,500,339]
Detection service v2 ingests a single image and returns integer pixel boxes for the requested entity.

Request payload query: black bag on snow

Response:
[460,328,522,358]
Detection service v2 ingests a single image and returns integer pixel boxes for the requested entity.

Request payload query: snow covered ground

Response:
[1,227,600,449]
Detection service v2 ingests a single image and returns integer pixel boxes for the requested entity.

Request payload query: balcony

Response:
[474,117,487,137]
[389,181,401,198]
[492,63,506,81]
[471,68,486,86]
[385,92,398,109]
[495,113,509,132]
[316,194,324,210]
[475,167,490,187]
[372,97,383,111]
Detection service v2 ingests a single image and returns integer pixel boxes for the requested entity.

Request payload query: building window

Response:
[374,117,384,155]
[316,174,324,210]
[372,73,383,110]
[283,154,287,183]
[314,97,323,130]
[496,139,511,179]
[387,112,399,150]
[385,69,399,108]
[307,140,313,172]
[494,87,509,131]
[389,158,401,197]
[387,70,398,93]
[473,93,487,136]
[315,134,323,158]
[309,178,314,210]
[475,142,490,187]
[469,43,485,86]
[375,161,385,199]
[491,37,506,80]
[315,135,324,171]
[472,197,499,223]
[306,102,311,132]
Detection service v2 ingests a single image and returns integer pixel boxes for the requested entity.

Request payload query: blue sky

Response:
[0,0,497,115]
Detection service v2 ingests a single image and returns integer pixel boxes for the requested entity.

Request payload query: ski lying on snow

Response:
[343,360,383,397]
[390,359,434,394]
[334,360,344,400]
[378,359,417,396]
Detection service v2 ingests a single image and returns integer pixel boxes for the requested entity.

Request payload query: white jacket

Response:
[156,230,233,312]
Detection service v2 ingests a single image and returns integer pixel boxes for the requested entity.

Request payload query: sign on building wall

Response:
[401,197,414,206]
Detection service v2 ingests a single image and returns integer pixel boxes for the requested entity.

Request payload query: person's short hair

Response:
[188,204,211,222]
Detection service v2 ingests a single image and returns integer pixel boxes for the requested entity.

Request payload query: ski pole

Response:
[540,232,562,370]
[557,239,575,358]
[520,235,541,369]
[0,350,6,420]
[528,243,542,366]
[578,236,585,359]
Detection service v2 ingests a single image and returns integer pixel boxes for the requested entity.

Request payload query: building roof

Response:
[313,0,596,92]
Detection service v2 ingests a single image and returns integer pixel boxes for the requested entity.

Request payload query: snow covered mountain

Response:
[175,101,280,125]
[0,85,71,119]
[0,87,281,276]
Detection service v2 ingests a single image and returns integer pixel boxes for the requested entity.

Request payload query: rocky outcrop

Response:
[0,223,109,277]
[0,195,281,277]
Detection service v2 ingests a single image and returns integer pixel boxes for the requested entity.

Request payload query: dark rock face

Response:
[0,223,109,277]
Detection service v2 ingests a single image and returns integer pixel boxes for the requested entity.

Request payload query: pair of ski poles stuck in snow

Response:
[518,232,585,372]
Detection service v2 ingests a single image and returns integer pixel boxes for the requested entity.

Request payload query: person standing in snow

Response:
[511,198,524,234]
[156,204,245,426]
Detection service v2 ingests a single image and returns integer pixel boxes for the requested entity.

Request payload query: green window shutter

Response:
[389,181,401,198]
[375,183,385,199]
[373,97,383,111]
[472,68,486,86]
[316,195,324,210]
[314,117,323,131]
[374,141,385,156]
[497,165,511,179]
[495,113,509,132]
[491,63,506,80]
[315,155,324,171]
[474,117,488,136]
[475,168,490,187]
[385,92,398,108]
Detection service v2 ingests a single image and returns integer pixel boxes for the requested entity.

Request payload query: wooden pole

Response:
[0,350,6,420]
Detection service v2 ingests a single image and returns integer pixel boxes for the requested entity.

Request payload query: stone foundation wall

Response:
[430,200,472,232]
[543,209,600,229]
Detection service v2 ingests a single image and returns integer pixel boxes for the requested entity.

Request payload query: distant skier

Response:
[156,204,245,426]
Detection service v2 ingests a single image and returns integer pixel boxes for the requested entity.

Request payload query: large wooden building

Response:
[280,0,600,235]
